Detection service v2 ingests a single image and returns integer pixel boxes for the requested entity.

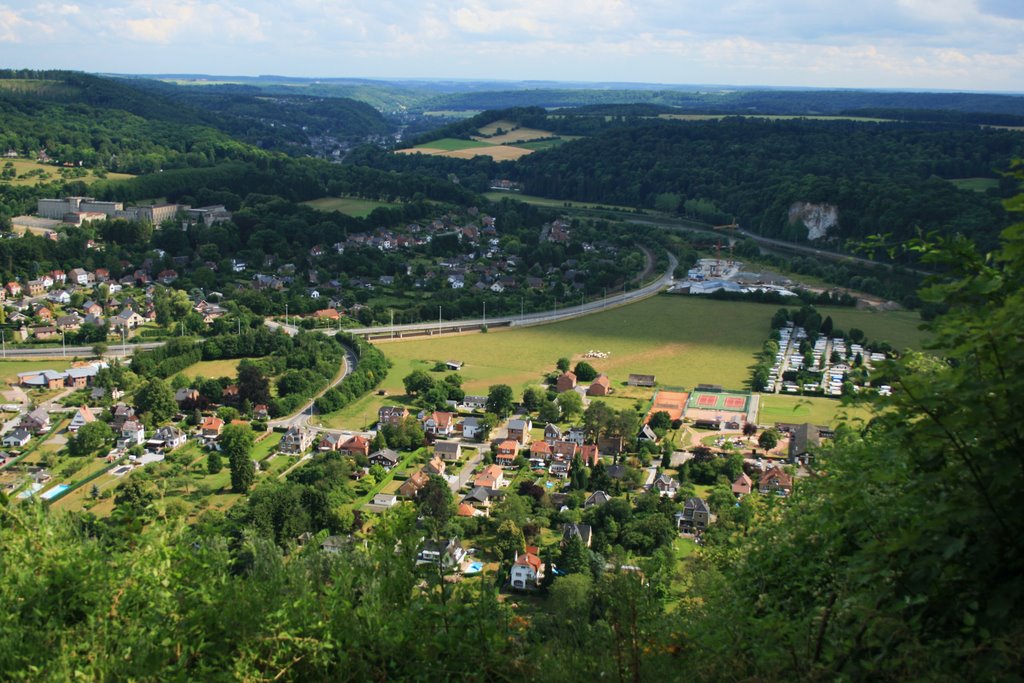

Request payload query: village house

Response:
[416,538,466,570]
[561,523,593,548]
[677,497,712,532]
[200,416,224,440]
[460,416,482,440]
[341,435,370,457]
[147,425,187,452]
[368,448,400,470]
[423,456,446,476]
[117,420,145,450]
[462,395,487,411]
[474,463,505,489]
[555,371,578,393]
[530,441,552,461]
[20,408,51,434]
[423,411,455,437]
[587,374,611,396]
[318,433,343,452]
[398,470,430,499]
[434,440,462,462]
[759,466,794,496]
[506,417,532,444]
[510,549,543,590]
[3,428,31,448]
[378,406,409,428]
[732,472,753,497]
[566,427,587,447]
[495,440,520,468]
[584,490,612,508]
[67,405,96,433]
[174,388,200,408]
[281,426,315,454]
[652,474,679,497]
[543,423,562,443]
[580,444,599,467]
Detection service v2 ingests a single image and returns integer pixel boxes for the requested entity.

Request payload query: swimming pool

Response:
[465,561,484,574]
[40,484,70,501]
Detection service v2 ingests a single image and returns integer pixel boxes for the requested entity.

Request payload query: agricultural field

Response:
[400,137,492,152]
[318,296,927,430]
[302,196,402,217]
[0,158,134,187]
[473,125,554,144]
[443,146,532,161]
[947,177,999,192]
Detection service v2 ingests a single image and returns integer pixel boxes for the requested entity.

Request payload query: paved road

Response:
[268,343,358,430]
[452,447,484,492]
[0,342,164,360]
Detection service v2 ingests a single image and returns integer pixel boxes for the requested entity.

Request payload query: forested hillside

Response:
[512,118,1021,251]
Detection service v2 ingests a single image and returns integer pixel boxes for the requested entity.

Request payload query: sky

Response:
[0,0,1022,92]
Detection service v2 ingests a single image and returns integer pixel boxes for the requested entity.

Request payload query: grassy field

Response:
[177,359,243,380]
[517,137,578,151]
[759,394,874,427]
[410,137,493,152]
[0,360,72,390]
[319,296,926,430]
[947,177,999,192]
[302,196,401,217]
[473,127,554,144]
[482,191,639,212]
[817,307,926,351]
[0,159,133,187]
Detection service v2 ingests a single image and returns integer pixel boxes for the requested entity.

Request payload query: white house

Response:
[510,550,543,590]
[67,405,96,433]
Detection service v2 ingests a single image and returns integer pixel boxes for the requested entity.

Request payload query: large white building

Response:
[37,196,186,225]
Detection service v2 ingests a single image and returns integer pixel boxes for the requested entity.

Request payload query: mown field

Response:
[482,191,639,212]
[177,359,244,380]
[302,196,402,217]
[0,158,134,187]
[318,296,927,429]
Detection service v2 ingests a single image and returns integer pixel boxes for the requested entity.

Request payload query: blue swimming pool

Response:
[40,484,70,501]
[465,561,484,574]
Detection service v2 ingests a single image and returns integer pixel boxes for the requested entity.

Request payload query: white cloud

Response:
[0,0,1020,91]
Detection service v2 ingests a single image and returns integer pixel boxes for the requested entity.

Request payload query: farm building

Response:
[628,374,656,387]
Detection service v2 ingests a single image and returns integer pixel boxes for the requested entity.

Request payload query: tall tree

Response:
[134,378,177,424]
[222,424,256,493]
[485,384,515,418]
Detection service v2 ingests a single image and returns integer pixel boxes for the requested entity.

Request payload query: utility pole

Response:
[284,303,288,329]
[390,309,394,339]
[520,297,524,324]
[483,301,486,329]
[62,329,66,357]
[121,326,126,357]
[2,329,5,359]
[438,305,441,335]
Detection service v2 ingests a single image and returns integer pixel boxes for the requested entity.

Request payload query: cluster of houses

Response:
[1,259,222,341]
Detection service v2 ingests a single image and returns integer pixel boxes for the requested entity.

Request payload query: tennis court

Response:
[684,388,758,426]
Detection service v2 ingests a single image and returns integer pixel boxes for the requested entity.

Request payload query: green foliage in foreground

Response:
[2,190,1024,680]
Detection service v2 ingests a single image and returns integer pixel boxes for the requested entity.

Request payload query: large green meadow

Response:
[318,296,926,428]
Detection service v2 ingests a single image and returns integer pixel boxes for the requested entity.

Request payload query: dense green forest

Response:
[2,190,1023,680]
[511,118,1022,252]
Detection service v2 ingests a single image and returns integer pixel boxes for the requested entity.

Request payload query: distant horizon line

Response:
[98,72,1024,97]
